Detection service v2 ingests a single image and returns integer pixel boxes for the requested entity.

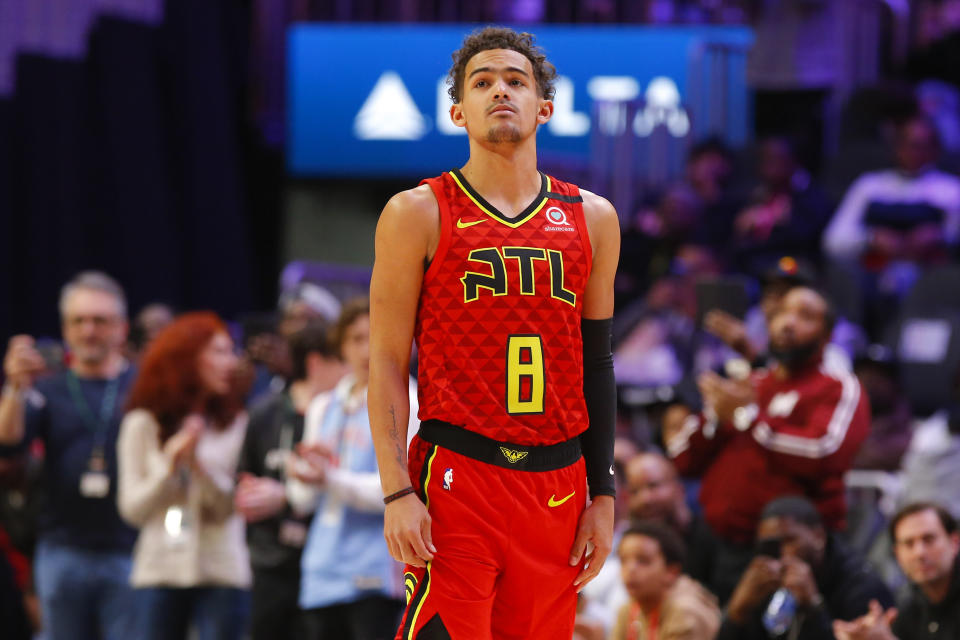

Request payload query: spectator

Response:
[719,496,893,639]
[0,271,139,640]
[704,256,861,370]
[246,283,342,400]
[834,502,960,640]
[287,299,412,639]
[899,393,960,519]
[611,521,720,640]
[825,115,960,265]
[687,136,743,254]
[731,136,834,276]
[127,303,175,362]
[235,323,345,640]
[823,115,960,317]
[624,452,716,588]
[664,286,870,602]
[117,312,251,640]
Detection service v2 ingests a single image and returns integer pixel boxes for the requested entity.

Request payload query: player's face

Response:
[618,534,678,604]
[450,49,552,145]
[894,509,960,589]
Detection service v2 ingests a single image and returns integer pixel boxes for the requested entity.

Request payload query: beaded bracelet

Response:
[383,486,416,505]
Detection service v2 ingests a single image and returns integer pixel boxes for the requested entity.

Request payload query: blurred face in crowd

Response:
[760,280,793,323]
[619,533,680,607]
[756,516,826,568]
[280,301,323,339]
[626,454,685,526]
[759,138,797,191]
[452,49,550,145]
[62,288,128,367]
[687,149,731,202]
[197,332,239,396]
[894,509,960,594]
[768,287,829,369]
[341,313,371,385]
[895,119,939,175]
[136,303,174,347]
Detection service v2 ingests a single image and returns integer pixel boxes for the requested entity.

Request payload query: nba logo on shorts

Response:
[544,206,574,231]
[443,468,453,490]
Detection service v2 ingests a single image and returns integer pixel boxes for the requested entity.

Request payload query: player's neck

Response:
[461,140,541,217]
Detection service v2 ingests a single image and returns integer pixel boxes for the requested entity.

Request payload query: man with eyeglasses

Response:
[0,271,139,640]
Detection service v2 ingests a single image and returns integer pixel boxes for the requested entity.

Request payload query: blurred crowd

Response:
[3,101,960,639]
[6,11,960,640]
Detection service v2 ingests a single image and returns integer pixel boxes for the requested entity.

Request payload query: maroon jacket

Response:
[669,358,870,542]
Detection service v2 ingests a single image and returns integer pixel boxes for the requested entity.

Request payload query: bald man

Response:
[625,452,717,592]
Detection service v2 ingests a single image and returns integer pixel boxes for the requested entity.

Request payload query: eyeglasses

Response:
[64,315,121,328]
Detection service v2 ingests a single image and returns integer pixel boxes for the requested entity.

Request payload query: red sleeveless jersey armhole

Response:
[549,176,593,283]
[420,174,453,282]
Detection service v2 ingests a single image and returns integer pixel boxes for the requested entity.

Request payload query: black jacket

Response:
[892,556,960,640]
[717,535,895,639]
[238,391,309,574]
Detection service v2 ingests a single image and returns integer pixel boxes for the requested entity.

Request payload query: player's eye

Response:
[475,80,488,88]
[510,79,523,86]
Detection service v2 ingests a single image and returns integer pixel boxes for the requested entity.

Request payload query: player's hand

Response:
[235,473,287,523]
[384,492,435,568]
[3,335,46,390]
[570,495,614,593]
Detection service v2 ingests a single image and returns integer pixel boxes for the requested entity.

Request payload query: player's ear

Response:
[450,103,467,129]
[537,99,553,125]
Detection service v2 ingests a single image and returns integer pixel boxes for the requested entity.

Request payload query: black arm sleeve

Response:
[579,317,616,498]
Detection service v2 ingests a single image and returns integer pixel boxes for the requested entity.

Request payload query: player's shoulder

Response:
[578,188,618,222]
[378,183,440,233]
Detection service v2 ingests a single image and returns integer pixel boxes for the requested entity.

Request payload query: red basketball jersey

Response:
[415,169,592,446]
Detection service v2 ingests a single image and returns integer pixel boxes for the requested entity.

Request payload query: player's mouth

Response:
[488,104,516,115]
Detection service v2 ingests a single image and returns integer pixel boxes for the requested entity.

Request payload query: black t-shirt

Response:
[239,390,309,573]
[15,368,138,552]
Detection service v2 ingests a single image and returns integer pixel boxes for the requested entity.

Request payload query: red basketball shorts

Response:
[395,426,587,640]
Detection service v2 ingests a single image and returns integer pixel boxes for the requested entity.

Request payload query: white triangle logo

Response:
[354,72,427,140]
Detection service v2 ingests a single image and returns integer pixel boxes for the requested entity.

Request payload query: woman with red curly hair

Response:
[116,312,250,640]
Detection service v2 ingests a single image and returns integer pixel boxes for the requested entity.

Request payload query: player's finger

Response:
[399,539,427,568]
[568,528,588,566]
[421,514,437,554]
[574,550,602,592]
[406,527,434,563]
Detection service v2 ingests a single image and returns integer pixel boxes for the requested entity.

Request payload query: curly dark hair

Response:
[447,26,556,104]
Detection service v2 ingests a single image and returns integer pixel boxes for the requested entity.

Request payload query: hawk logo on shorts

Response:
[499,447,529,464]
[443,468,453,490]
[403,572,418,604]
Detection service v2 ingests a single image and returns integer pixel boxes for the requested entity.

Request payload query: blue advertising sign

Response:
[288,24,752,176]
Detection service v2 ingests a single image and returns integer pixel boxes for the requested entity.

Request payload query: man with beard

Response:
[0,272,139,640]
[719,496,892,639]
[663,286,870,603]
[624,452,717,589]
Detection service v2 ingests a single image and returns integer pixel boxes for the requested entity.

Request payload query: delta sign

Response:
[287,25,753,176]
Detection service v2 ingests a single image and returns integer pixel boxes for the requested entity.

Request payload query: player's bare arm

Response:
[570,190,620,592]
[369,184,439,568]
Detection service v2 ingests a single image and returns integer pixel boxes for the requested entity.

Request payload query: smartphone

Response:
[696,276,750,326]
[755,537,782,559]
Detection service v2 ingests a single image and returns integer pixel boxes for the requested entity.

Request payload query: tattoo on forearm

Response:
[388,404,405,465]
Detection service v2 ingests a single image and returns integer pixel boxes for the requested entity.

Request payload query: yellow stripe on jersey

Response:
[449,171,550,229]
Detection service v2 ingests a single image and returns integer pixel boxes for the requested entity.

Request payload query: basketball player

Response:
[369,27,620,640]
